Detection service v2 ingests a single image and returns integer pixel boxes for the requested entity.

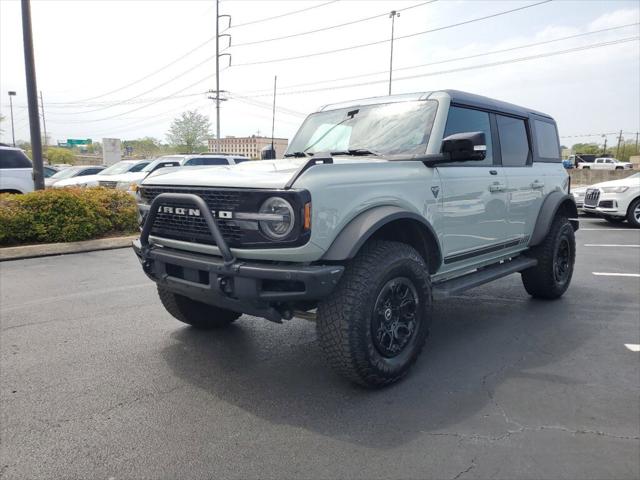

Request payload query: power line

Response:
[233,0,552,67]
[49,37,223,105]
[239,22,639,96]
[239,36,639,98]
[230,0,340,29]
[231,1,436,48]
[59,67,228,124]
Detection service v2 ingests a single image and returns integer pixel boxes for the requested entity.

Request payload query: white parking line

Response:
[592,272,640,278]
[624,344,640,352]
[580,228,640,231]
[583,244,640,248]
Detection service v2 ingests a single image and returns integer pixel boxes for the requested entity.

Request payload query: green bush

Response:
[0,188,138,246]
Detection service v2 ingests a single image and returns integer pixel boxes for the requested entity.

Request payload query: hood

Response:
[52,174,103,188]
[103,171,147,184]
[141,157,387,189]
[590,175,639,189]
[141,159,307,189]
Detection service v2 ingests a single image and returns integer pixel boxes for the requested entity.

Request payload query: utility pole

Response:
[616,129,623,158]
[39,90,47,150]
[388,10,400,96]
[270,75,277,160]
[213,0,231,153]
[635,131,638,153]
[602,134,607,156]
[21,0,44,190]
[7,91,16,147]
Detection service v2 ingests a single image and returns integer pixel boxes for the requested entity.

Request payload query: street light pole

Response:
[388,10,400,96]
[8,91,16,147]
[21,0,44,189]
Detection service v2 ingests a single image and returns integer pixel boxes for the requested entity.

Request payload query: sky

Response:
[0,0,639,149]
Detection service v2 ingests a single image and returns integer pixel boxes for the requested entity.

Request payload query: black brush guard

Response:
[133,193,344,322]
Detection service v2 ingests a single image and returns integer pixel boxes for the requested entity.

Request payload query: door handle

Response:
[530,181,545,189]
[489,183,506,192]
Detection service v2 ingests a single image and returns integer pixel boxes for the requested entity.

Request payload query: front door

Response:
[436,106,510,266]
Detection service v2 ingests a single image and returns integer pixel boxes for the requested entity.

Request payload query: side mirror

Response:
[441,131,487,162]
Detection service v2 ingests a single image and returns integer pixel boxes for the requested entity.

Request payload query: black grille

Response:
[141,187,241,211]
[598,200,614,209]
[141,186,243,246]
[584,189,600,207]
[99,180,117,189]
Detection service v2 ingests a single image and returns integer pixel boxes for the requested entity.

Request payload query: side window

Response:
[200,158,228,166]
[443,106,493,166]
[0,149,32,168]
[129,162,148,172]
[533,119,560,161]
[184,158,201,166]
[496,115,530,167]
[234,157,249,163]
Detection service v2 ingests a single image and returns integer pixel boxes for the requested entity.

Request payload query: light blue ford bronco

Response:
[133,90,579,387]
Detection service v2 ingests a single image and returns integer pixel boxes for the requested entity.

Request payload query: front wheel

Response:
[522,216,576,299]
[627,198,640,228]
[157,286,241,329]
[316,241,432,388]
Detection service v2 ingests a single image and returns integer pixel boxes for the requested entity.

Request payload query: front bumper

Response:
[582,193,626,217]
[134,192,343,322]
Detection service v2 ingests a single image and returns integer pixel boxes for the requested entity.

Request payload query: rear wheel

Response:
[522,216,575,299]
[157,286,241,329]
[627,198,640,228]
[316,241,431,388]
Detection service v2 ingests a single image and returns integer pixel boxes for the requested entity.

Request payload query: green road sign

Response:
[66,138,92,146]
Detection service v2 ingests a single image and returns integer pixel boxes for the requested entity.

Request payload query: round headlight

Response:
[259,197,294,240]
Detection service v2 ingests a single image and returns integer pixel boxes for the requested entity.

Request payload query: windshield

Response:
[51,166,84,179]
[287,100,438,156]
[99,161,137,175]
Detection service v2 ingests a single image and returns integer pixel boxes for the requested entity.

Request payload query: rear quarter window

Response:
[534,120,560,161]
[0,149,32,168]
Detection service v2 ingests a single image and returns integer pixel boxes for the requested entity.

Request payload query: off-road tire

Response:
[157,286,241,329]
[522,215,575,299]
[626,197,640,228]
[316,241,432,388]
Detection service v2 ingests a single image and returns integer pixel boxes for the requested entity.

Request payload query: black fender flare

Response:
[321,205,442,270]
[530,192,579,246]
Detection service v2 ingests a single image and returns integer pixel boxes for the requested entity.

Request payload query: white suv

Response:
[582,172,640,227]
[0,145,34,194]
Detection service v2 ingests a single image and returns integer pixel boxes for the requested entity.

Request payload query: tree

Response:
[122,137,160,158]
[44,147,76,164]
[570,143,600,154]
[166,110,211,153]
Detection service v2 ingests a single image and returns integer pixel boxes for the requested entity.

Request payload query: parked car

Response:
[45,165,106,188]
[582,172,640,227]
[571,185,587,208]
[562,159,574,169]
[52,159,149,188]
[578,157,633,170]
[133,89,579,387]
[0,144,34,194]
[43,165,59,178]
[103,154,250,194]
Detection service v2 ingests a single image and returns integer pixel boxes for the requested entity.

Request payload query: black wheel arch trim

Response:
[529,191,579,246]
[321,205,443,271]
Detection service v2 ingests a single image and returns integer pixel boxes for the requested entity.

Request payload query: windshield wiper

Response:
[284,151,311,158]
[331,148,381,156]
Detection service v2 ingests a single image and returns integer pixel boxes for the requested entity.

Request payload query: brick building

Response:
[208,135,289,159]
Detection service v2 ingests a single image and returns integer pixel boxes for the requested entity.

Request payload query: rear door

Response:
[496,114,542,243]
[436,105,509,265]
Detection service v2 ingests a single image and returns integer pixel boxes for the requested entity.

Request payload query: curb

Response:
[0,235,138,262]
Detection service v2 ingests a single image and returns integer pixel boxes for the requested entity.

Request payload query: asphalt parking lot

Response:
[1,216,638,480]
